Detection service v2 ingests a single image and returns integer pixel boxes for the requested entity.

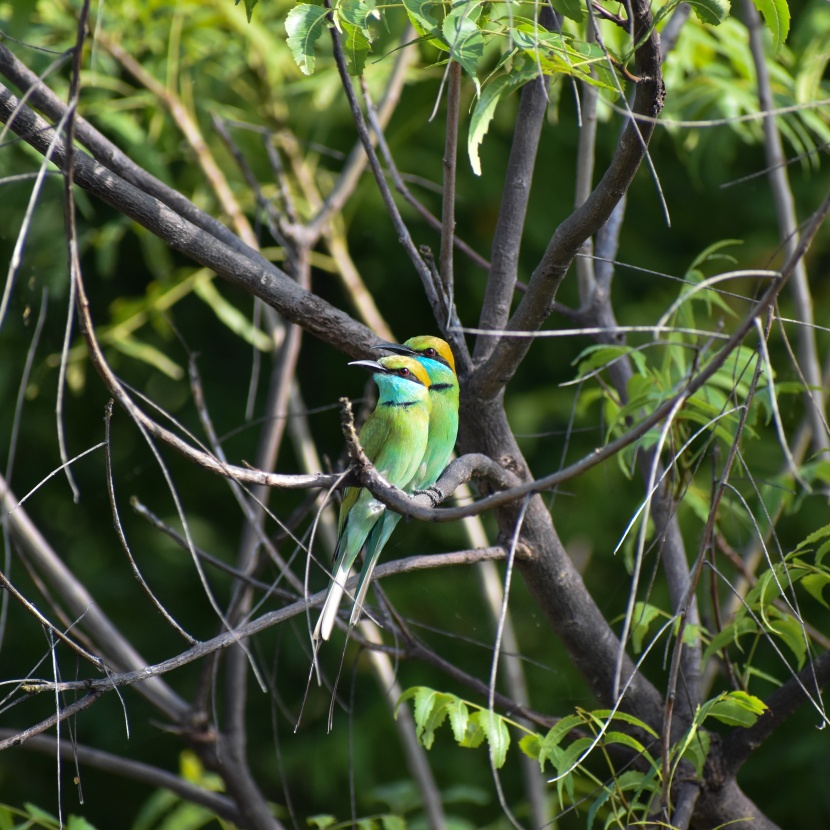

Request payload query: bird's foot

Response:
[414,485,444,507]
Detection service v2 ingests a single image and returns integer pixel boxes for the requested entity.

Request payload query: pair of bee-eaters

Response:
[313,336,459,645]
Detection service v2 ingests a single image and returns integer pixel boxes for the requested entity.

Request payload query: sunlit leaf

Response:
[442,8,485,91]
[285,3,329,75]
[468,65,537,174]
[705,691,767,727]
[447,697,470,744]
[473,710,511,768]
[340,19,372,75]
[752,0,790,52]
[549,0,583,22]
[687,0,732,25]
[401,0,441,37]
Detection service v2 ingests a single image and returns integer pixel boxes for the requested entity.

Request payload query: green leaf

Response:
[548,0,584,22]
[603,730,649,758]
[380,816,406,830]
[678,729,711,778]
[536,714,583,772]
[24,803,59,824]
[442,9,485,91]
[555,736,594,806]
[193,277,273,352]
[589,709,660,740]
[802,572,830,609]
[473,710,511,768]
[768,612,808,668]
[460,714,486,749]
[110,334,184,380]
[307,815,337,829]
[285,4,329,75]
[793,522,830,554]
[338,0,375,74]
[468,66,536,175]
[586,786,613,830]
[236,0,260,23]
[687,0,731,25]
[398,687,454,749]
[401,0,441,37]
[519,732,543,762]
[702,614,758,663]
[447,697,470,744]
[340,20,372,75]
[629,601,666,653]
[705,691,767,727]
[751,0,790,53]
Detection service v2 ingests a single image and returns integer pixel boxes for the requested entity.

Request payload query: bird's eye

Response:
[398,367,410,376]
[425,348,436,357]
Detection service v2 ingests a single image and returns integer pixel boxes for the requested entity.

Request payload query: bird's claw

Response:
[414,485,444,507]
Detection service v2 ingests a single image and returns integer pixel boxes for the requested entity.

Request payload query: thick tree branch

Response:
[0,732,247,825]
[472,0,665,398]
[0,42,255,263]
[743,0,829,456]
[473,68,551,365]
[0,83,378,358]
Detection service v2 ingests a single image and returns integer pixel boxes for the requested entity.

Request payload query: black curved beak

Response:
[348,359,387,373]
[375,341,417,357]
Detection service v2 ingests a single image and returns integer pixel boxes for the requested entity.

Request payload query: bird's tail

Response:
[314,558,352,643]
[348,553,380,630]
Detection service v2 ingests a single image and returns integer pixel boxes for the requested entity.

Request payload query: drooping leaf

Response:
[687,0,732,25]
[536,714,584,773]
[338,0,375,73]
[586,786,614,830]
[468,65,537,175]
[398,687,453,749]
[285,3,329,75]
[401,0,441,38]
[629,601,666,653]
[447,696,470,744]
[751,0,790,52]
[548,0,584,22]
[340,20,372,75]
[802,572,830,609]
[767,611,808,668]
[473,709,511,768]
[442,8,485,90]
[236,0,259,23]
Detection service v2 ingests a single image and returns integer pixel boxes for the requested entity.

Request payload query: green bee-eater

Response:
[313,355,432,644]
[348,336,460,628]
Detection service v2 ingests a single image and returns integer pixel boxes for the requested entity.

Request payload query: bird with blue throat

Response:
[313,353,433,646]
[347,336,460,627]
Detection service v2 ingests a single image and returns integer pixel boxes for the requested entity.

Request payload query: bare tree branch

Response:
[0,732,248,825]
